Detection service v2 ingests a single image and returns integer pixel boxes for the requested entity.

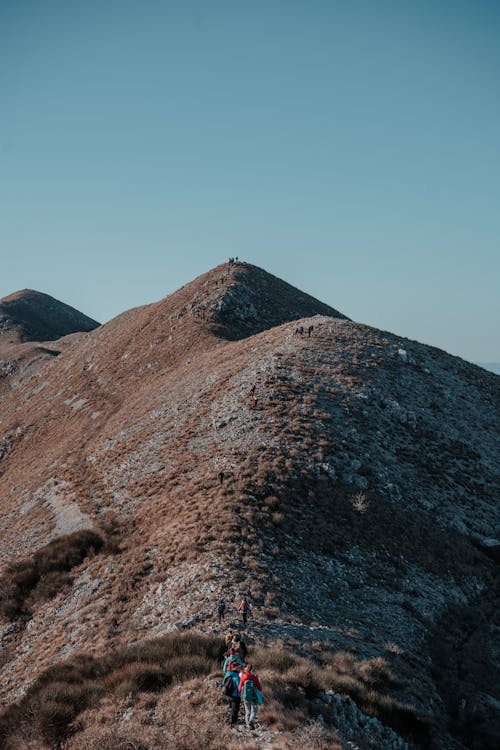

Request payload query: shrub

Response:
[33,530,104,573]
[284,664,322,699]
[0,631,225,747]
[64,727,163,750]
[111,663,172,696]
[26,571,72,608]
[356,656,398,687]
[0,530,105,620]
[263,606,280,619]
[274,722,341,749]
[167,654,214,682]
[253,644,299,672]
[0,634,426,749]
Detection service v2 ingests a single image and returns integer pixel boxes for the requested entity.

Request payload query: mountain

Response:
[0,289,100,345]
[0,262,498,750]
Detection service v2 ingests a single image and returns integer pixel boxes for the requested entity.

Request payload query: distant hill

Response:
[0,289,100,345]
[0,262,498,750]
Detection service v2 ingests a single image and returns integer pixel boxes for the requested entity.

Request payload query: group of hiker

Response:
[217,597,252,625]
[221,629,263,729]
[295,324,314,337]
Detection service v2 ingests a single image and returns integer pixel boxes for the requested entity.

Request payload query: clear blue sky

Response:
[1,0,499,362]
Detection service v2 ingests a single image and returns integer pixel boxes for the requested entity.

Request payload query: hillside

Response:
[0,290,101,396]
[0,262,498,750]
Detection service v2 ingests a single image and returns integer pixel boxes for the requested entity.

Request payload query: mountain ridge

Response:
[0,262,498,750]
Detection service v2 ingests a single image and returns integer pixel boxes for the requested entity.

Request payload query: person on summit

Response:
[238,663,263,730]
[238,597,251,625]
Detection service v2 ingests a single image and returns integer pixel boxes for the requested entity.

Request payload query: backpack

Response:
[223,655,243,674]
[243,677,256,702]
[222,672,237,698]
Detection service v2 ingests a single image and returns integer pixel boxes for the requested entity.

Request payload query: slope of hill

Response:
[0,262,498,750]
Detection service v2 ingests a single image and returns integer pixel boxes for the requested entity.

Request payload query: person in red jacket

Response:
[238,597,251,625]
[238,663,262,729]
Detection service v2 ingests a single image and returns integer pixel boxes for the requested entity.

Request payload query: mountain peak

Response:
[0,289,100,344]
[164,261,347,342]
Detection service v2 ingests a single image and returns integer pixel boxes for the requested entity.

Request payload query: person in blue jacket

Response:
[222,660,242,725]
[223,651,243,674]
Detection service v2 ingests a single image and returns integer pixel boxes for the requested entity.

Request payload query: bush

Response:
[253,644,299,672]
[274,722,341,749]
[0,634,426,749]
[111,663,172,696]
[284,664,322,699]
[0,530,105,620]
[0,631,225,747]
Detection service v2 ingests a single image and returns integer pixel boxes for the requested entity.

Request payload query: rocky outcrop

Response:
[213,262,347,339]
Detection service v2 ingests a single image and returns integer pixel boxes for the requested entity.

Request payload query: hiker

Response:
[238,663,263,729]
[218,471,225,485]
[231,636,248,661]
[249,396,258,410]
[238,597,251,625]
[307,325,313,337]
[222,660,242,725]
[217,599,226,624]
[224,630,234,650]
[223,650,243,673]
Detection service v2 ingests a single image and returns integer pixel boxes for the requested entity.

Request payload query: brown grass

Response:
[0,633,427,748]
[0,632,224,747]
[0,530,105,620]
[252,642,426,743]
[273,723,341,749]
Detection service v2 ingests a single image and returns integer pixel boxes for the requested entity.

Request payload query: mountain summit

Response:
[0,289,100,345]
[204,262,348,339]
[0,262,498,750]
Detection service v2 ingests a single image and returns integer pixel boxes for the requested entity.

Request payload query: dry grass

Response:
[0,530,105,620]
[65,699,232,750]
[0,632,224,747]
[273,722,341,749]
[252,643,425,742]
[0,634,427,749]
